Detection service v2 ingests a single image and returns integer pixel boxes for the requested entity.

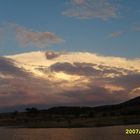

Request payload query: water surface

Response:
[0,125,140,140]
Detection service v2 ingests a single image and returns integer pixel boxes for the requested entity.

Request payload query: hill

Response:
[0,96,140,128]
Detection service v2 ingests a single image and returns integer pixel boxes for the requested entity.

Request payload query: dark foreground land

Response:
[0,96,140,128]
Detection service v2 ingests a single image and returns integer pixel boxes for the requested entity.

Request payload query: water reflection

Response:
[0,125,140,140]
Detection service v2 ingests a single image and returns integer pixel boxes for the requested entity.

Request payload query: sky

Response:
[0,0,140,111]
[0,0,140,58]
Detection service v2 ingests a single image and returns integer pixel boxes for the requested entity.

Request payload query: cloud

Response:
[0,57,61,107]
[50,62,101,76]
[0,27,4,38]
[1,51,140,108]
[109,31,124,38]
[72,0,86,5]
[45,51,61,59]
[13,24,63,48]
[112,73,140,90]
[0,23,63,48]
[49,61,136,78]
[62,0,118,20]
[134,25,140,32]
[61,86,127,106]
[0,57,31,77]
[130,87,140,98]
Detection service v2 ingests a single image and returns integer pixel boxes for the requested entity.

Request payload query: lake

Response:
[0,125,140,140]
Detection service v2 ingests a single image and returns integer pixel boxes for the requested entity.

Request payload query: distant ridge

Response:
[0,96,140,127]
[120,96,140,106]
[44,96,140,116]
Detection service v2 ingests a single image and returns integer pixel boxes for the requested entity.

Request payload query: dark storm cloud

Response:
[50,62,101,76]
[49,62,136,77]
[112,73,140,89]
[45,51,61,59]
[61,86,128,106]
[0,57,31,77]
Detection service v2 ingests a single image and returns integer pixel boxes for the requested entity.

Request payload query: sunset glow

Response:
[0,0,140,110]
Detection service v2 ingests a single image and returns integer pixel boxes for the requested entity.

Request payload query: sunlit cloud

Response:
[62,0,118,20]
[0,51,138,108]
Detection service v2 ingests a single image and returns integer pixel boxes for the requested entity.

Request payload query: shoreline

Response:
[1,122,140,129]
